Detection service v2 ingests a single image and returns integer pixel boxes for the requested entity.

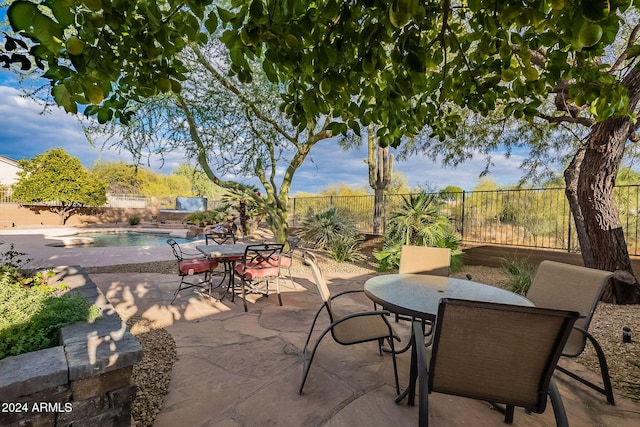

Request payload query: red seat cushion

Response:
[179,258,215,275]
[278,255,292,267]
[235,261,279,280]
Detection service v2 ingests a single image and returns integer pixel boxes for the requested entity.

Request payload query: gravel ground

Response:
[85,251,640,427]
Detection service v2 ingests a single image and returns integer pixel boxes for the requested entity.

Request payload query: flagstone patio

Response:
[88,269,640,427]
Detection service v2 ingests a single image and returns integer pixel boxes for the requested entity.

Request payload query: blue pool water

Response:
[74,231,196,247]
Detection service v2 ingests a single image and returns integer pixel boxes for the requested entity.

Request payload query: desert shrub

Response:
[128,215,141,225]
[329,234,364,263]
[501,257,537,295]
[0,248,100,359]
[300,207,360,250]
[184,210,227,226]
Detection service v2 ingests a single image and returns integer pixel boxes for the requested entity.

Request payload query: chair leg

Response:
[548,379,569,427]
[556,330,615,404]
[170,279,183,304]
[388,335,400,396]
[504,405,514,423]
[241,277,248,312]
[288,266,300,290]
[299,327,333,394]
[276,275,282,306]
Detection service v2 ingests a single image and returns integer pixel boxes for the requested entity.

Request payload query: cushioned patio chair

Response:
[299,252,400,395]
[526,260,616,404]
[167,238,217,304]
[234,243,284,312]
[279,235,302,289]
[412,299,580,426]
[389,246,452,325]
[204,230,238,288]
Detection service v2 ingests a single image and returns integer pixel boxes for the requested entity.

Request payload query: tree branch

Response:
[537,113,595,127]
[191,44,298,144]
[176,94,251,195]
[611,23,640,73]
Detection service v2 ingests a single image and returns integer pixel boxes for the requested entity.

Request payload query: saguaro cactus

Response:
[365,125,393,234]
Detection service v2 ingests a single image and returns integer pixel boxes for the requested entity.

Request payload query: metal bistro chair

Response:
[167,238,217,304]
[412,299,580,426]
[279,235,302,289]
[233,243,284,312]
[526,260,616,404]
[205,229,238,287]
[299,252,400,396]
[205,226,237,245]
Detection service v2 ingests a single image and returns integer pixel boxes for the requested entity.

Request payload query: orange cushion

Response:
[179,259,214,275]
[278,255,292,267]
[235,261,279,280]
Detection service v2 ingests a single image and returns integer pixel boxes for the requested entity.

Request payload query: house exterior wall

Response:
[0,155,21,187]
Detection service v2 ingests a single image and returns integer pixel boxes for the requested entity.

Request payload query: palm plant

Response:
[375,192,463,271]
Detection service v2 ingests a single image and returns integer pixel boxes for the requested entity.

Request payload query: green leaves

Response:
[7,0,214,124]
[52,83,76,113]
[9,1,64,53]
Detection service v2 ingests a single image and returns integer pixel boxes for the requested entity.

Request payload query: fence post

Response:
[460,191,466,239]
[292,198,296,227]
[567,221,572,253]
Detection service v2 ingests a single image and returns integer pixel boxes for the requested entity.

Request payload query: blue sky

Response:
[0,77,529,194]
[0,50,527,195]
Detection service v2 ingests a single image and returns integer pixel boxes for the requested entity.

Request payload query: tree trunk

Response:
[564,145,594,266]
[238,199,248,237]
[578,117,640,303]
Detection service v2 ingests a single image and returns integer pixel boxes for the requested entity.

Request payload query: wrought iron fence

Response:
[3,185,640,255]
[289,185,640,256]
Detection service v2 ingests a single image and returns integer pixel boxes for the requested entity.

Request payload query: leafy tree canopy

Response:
[217,0,638,145]
[90,160,142,194]
[13,148,107,219]
[7,1,638,144]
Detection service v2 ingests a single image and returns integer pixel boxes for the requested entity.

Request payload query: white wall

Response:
[0,156,20,187]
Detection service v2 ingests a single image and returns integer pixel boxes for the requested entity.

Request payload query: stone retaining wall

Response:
[0,266,142,426]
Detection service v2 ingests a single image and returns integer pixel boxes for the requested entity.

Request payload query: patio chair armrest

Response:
[335,309,393,320]
[331,309,400,342]
[330,289,365,300]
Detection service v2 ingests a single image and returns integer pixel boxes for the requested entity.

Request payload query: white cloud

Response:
[0,81,533,195]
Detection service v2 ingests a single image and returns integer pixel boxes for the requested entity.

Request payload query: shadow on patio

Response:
[89,270,640,426]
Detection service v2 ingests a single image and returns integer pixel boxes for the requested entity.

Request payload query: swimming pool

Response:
[70,231,197,247]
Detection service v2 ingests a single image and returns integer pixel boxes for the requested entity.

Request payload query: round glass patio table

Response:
[365,274,534,405]
[364,274,533,322]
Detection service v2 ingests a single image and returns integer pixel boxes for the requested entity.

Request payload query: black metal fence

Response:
[288,185,640,256]
[3,185,640,255]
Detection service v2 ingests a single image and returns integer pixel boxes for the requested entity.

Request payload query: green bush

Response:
[184,209,227,226]
[501,257,536,295]
[300,207,360,250]
[0,248,100,359]
[128,215,141,225]
[329,234,364,263]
